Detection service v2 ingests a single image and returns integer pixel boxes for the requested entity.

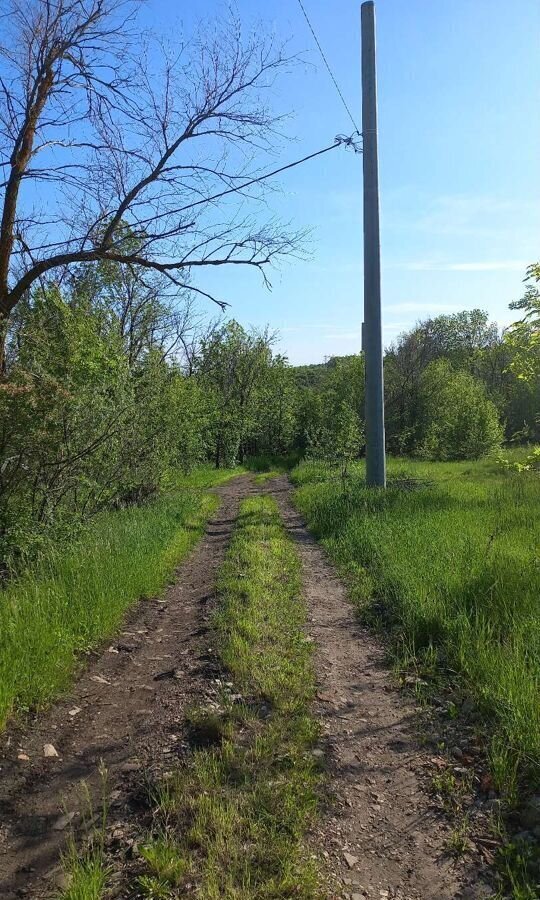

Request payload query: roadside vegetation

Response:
[0,467,236,730]
[292,454,540,894]
[2,281,539,578]
[128,494,321,899]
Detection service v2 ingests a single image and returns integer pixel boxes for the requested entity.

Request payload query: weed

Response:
[497,838,540,900]
[137,875,173,899]
[57,851,109,900]
[58,762,111,899]
[139,837,189,887]
[431,768,472,816]
[489,735,520,807]
[432,769,459,799]
[446,816,471,857]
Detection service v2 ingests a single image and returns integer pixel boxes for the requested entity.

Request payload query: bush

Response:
[415,360,502,460]
[0,286,209,570]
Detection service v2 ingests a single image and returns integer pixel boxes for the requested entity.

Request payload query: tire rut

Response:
[264,475,494,900]
[0,475,256,899]
[0,473,496,899]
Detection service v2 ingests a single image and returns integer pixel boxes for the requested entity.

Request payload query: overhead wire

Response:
[176,135,359,215]
[170,1,364,216]
[295,0,361,136]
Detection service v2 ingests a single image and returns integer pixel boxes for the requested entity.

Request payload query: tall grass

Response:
[0,466,236,729]
[292,456,540,800]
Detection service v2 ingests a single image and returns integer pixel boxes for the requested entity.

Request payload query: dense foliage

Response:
[297,305,538,464]
[1,261,539,571]
[504,263,540,382]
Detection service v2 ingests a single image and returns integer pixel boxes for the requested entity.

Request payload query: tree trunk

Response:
[0,311,8,376]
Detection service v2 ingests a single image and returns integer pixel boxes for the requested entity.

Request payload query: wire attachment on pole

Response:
[335,133,363,153]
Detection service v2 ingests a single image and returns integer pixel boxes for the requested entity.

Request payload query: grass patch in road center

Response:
[137,494,323,899]
[215,495,314,716]
[0,467,236,730]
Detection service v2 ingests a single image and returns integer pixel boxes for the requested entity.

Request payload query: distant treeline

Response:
[296,305,539,463]
[1,256,538,568]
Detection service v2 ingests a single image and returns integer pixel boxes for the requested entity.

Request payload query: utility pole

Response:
[361,0,386,487]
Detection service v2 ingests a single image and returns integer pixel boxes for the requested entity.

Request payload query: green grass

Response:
[58,852,109,900]
[293,455,540,895]
[292,455,540,797]
[0,467,236,729]
[137,495,323,899]
[215,496,315,714]
[163,463,247,491]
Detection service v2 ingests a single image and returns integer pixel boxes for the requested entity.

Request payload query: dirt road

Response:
[0,475,493,898]
[268,475,493,900]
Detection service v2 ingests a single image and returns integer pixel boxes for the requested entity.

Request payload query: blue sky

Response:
[143,0,540,364]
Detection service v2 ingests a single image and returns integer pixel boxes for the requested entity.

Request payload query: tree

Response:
[0,0,300,369]
[68,233,199,370]
[415,360,502,461]
[197,321,273,468]
[304,355,364,474]
[0,268,212,566]
[385,310,500,453]
[504,264,540,382]
[0,281,131,560]
[306,399,363,479]
[254,355,298,458]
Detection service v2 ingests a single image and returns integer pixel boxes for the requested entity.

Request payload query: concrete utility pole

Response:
[361,0,386,487]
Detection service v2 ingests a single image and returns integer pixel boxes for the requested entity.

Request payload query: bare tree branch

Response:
[0,0,301,368]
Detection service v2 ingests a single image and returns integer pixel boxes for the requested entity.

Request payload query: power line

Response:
[295,0,361,136]
[177,135,359,214]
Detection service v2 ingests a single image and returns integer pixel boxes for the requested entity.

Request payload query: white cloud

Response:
[400,260,527,273]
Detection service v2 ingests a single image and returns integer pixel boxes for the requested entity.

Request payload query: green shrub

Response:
[416,360,503,460]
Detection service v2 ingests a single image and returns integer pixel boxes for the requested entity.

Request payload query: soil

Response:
[267,476,495,900]
[0,474,495,899]
[0,475,255,898]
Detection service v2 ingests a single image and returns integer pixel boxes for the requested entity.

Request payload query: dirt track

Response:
[0,475,255,897]
[268,476,493,900]
[0,475,493,898]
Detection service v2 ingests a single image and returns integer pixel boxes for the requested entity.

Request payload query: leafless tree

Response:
[0,0,301,370]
